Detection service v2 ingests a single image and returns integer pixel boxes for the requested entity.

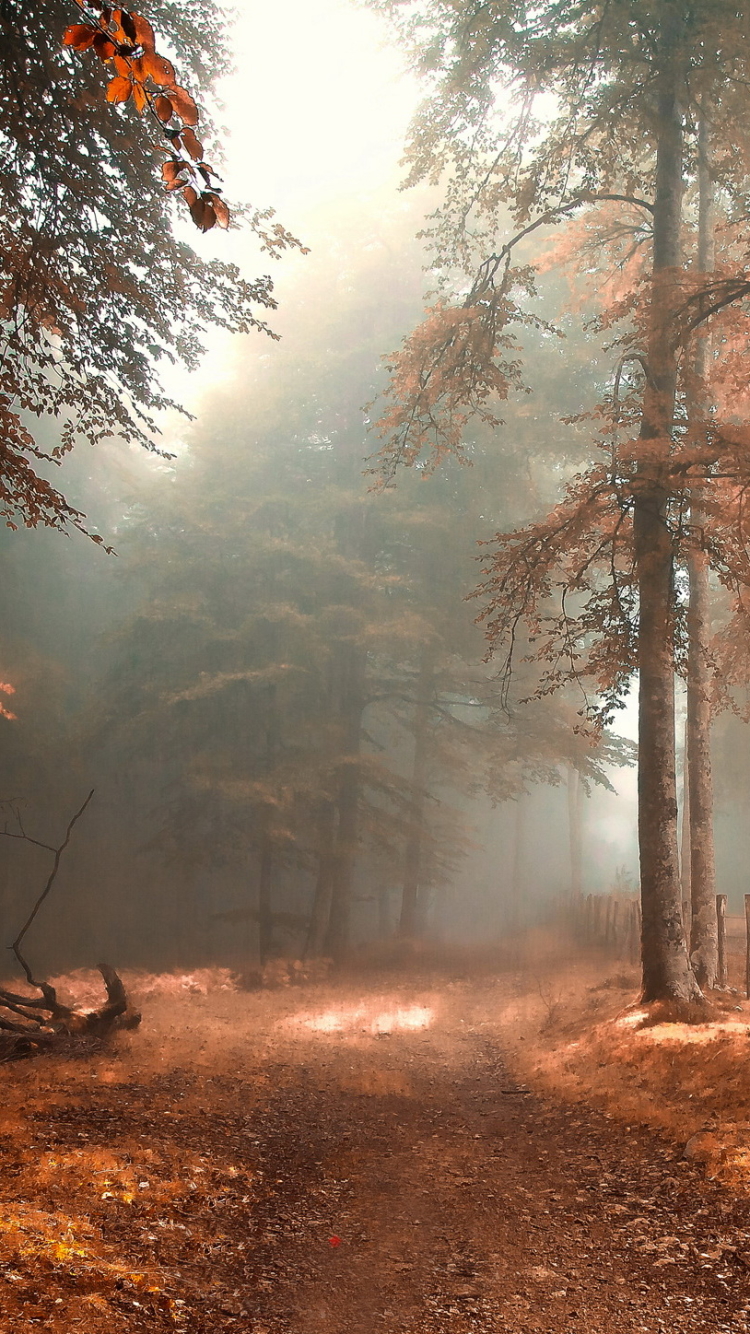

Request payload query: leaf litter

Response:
[0,957,748,1331]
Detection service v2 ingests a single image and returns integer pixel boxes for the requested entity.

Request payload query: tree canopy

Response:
[0,0,304,536]
[369,0,750,1001]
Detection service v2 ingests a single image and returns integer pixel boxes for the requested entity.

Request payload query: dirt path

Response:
[2,972,750,1332]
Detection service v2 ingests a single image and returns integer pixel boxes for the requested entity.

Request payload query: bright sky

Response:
[222,0,417,216]
[163,0,419,419]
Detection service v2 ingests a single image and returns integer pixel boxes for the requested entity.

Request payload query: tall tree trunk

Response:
[324,642,366,961]
[508,794,527,932]
[399,643,435,938]
[567,766,583,902]
[305,802,336,958]
[257,832,274,965]
[635,10,702,1003]
[680,715,691,903]
[687,110,719,989]
[256,680,278,967]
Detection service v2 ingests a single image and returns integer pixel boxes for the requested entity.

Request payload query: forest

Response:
[3,1,750,1332]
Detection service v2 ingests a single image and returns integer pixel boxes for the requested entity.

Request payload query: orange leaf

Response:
[106,74,132,103]
[139,51,176,86]
[207,193,230,229]
[62,23,96,49]
[132,13,155,50]
[92,33,116,59]
[113,53,131,76]
[169,85,199,127]
[179,127,204,161]
[183,186,199,207]
[132,82,147,112]
[113,8,137,41]
[154,95,173,122]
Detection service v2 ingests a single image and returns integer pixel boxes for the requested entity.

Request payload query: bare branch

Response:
[11,789,95,986]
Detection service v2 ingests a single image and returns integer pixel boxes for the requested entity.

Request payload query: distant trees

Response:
[369,0,750,1004]
[0,0,302,535]
[76,206,624,967]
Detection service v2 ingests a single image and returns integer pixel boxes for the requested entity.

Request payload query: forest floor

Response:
[1,939,750,1333]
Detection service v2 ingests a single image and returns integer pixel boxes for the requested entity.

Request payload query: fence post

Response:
[717,894,728,988]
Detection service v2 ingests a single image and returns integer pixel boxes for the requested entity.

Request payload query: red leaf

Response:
[154,95,173,122]
[179,127,204,161]
[169,85,199,127]
[62,24,96,50]
[132,12,155,50]
[106,74,132,103]
[139,51,176,86]
[182,186,199,207]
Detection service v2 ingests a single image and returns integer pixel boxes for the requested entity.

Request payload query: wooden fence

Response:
[571,891,750,996]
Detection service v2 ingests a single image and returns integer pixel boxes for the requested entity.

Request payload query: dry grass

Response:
[493,926,750,1193]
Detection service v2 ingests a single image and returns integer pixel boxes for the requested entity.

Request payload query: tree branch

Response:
[10,789,95,986]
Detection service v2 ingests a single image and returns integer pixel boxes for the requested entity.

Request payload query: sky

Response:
[162,0,419,416]
[222,0,418,216]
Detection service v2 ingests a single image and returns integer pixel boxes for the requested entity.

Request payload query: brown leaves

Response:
[177,128,203,162]
[189,195,216,232]
[210,194,230,229]
[131,12,155,51]
[185,191,229,232]
[161,158,188,190]
[63,0,230,230]
[154,94,173,122]
[167,86,198,127]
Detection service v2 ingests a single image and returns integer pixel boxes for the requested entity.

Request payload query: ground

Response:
[1,944,750,1333]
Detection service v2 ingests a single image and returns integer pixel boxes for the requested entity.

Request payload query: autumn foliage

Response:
[63,0,228,231]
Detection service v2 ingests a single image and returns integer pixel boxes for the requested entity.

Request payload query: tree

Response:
[369,0,750,1004]
[0,0,303,536]
[685,112,718,988]
[68,199,625,967]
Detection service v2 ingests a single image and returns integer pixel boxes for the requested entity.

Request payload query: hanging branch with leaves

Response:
[63,0,229,231]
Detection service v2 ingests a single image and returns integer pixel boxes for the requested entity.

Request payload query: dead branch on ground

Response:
[0,791,140,1060]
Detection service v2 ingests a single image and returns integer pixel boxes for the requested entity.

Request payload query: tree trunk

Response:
[256,679,279,967]
[257,833,274,965]
[399,643,435,937]
[635,10,702,1003]
[508,794,527,932]
[680,715,691,903]
[324,642,366,960]
[567,766,583,902]
[687,110,719,989]
[305,802,336,958]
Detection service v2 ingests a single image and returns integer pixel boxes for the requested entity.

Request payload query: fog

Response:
[2,0,750,981]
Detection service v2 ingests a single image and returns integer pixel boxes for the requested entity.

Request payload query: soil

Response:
[1,961,749,1333]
